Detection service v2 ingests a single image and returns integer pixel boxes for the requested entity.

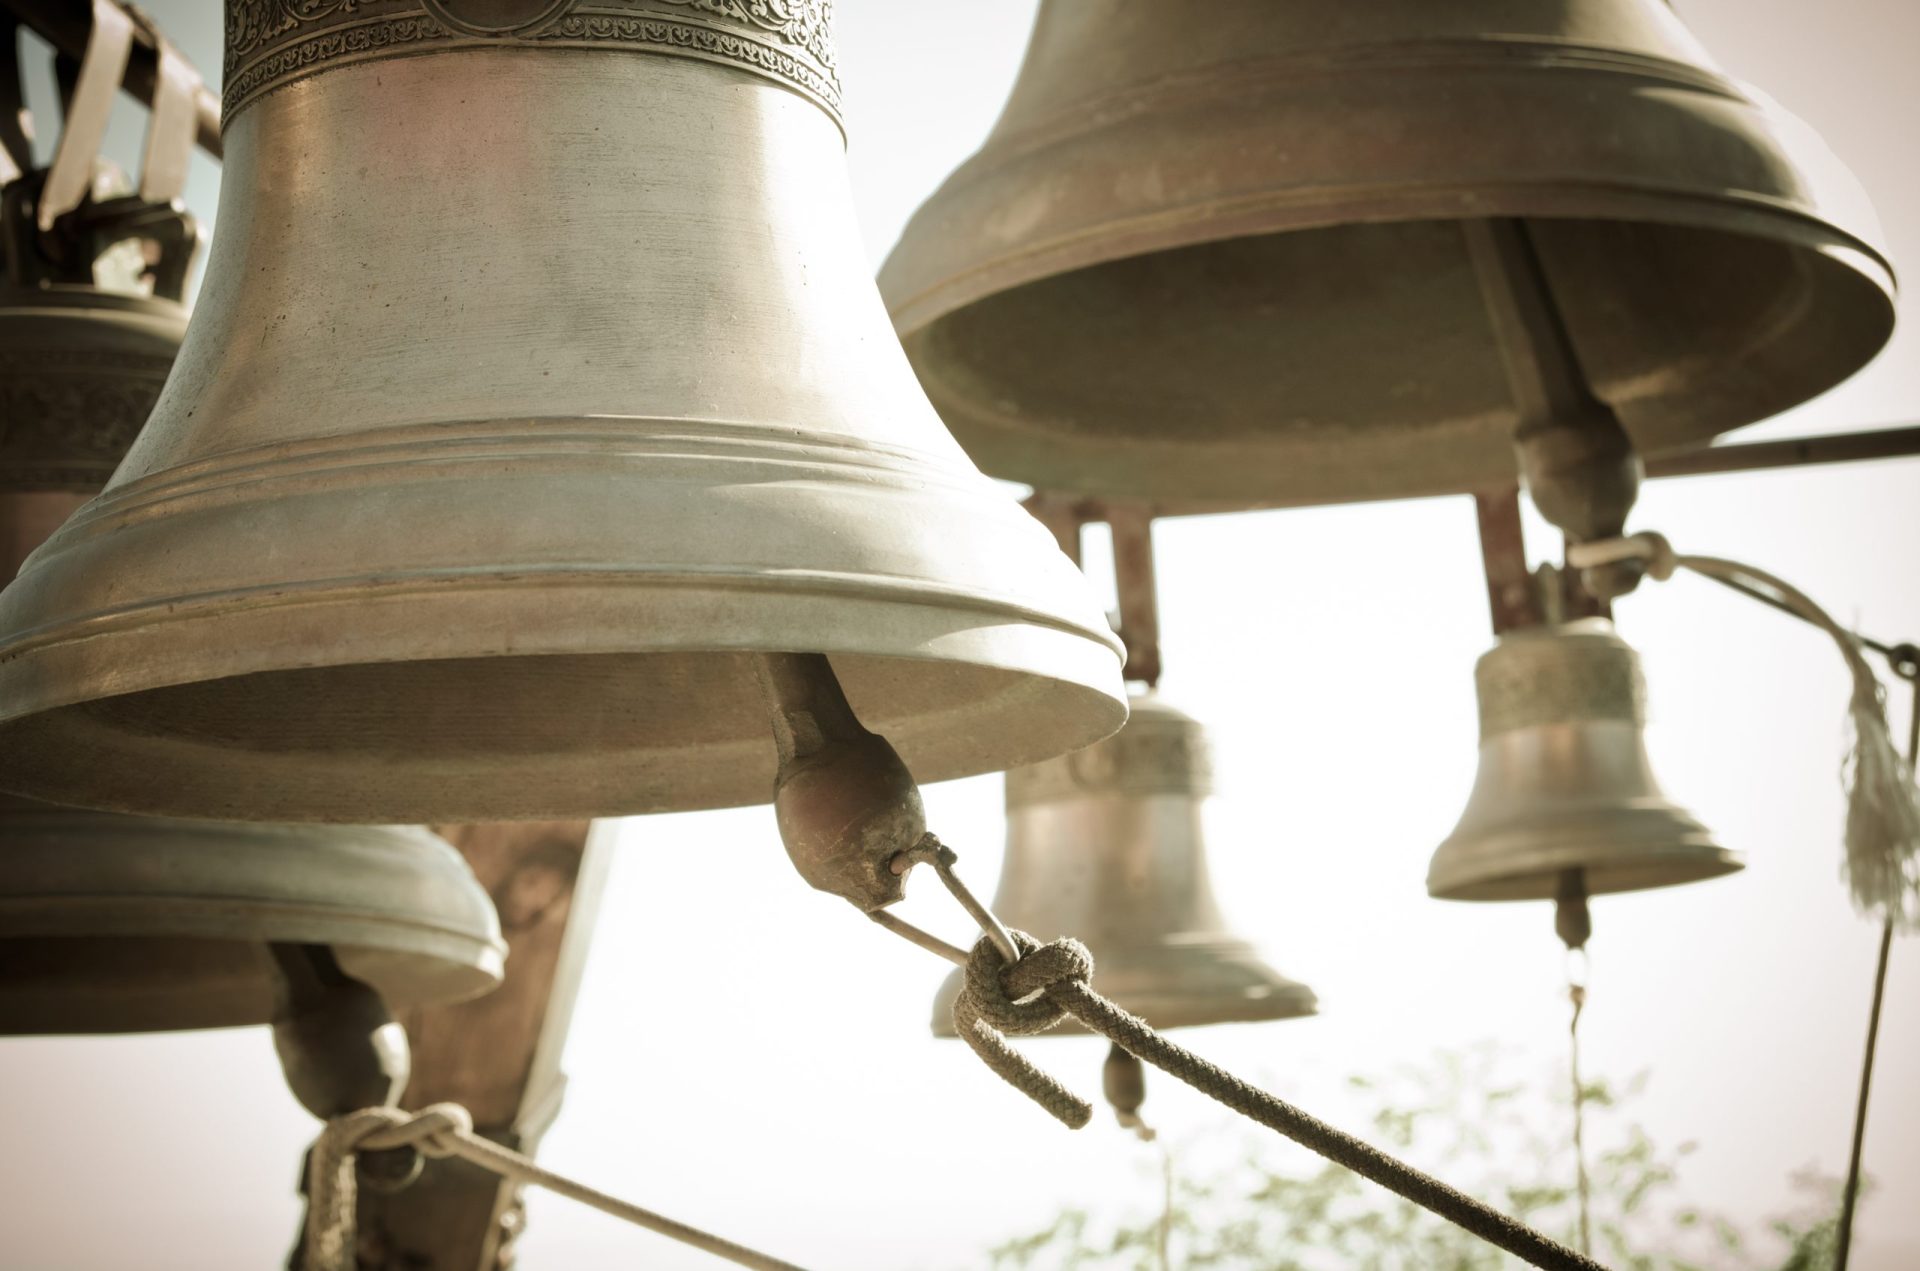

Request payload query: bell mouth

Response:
[1426,824,1746,902]
[0,414,1126,822]
[0,648,1123,822]
[899,213,1892,503]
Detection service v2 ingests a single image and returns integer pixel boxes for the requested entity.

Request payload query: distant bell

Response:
[1428,620,1742,901]
[0,0,1125,824]
[881,0,1894,502]
[0,805,504,1034]
[0,171,190,552]
[933,696,1315,1034]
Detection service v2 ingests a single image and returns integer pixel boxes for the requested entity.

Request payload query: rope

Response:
[1835,672,1917,1270]
[1568,532,1920,927]
[1569,977,1591,1258]
[301,1103,810,1271]
[950,932,1607,1271]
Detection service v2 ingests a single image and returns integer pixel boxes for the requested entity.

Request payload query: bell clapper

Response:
[757,652,1025,966]
[269,943,422,1195]
[756,652,927,914]
[1101,1043,1157,1141]
[1465,217,1646,604]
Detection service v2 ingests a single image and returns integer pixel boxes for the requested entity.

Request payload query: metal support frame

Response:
[1025,493,1162,687]
[352,820,615,1271]
[4,0,221,157]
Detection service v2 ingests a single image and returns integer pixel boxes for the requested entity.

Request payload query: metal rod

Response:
[867,908,968,968]
[1833,670,1916,1269]
[1644,425,1920,481]
[6,0,222,158]
[904,842,1021,967]
[1107,424,1920,521]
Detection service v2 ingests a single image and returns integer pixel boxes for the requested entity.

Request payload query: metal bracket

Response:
[1025,492,1162,687]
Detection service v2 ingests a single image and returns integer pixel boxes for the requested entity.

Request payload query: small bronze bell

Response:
[0,0,1125,824]
[881,0,1894,502]
[933,696,1315,1035]
[0,803,505,1034]
[1427,620,1742,904]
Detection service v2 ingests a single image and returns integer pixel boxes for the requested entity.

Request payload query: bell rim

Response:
[889,187,1892,349]
[0,585,1127,823]
[1426,834,1745,902]
[887,194,1892,501]
[0,414,1128,821]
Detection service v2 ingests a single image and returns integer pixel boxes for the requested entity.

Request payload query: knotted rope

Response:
[950,931,1606,1271]
[302,1102,809,1271]
[1568,532,1920,927]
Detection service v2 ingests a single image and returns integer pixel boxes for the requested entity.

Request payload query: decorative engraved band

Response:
[1476,628,1646,740]
[1009,712,1212,807]
[223,0,841,124]
[0,350,174,492]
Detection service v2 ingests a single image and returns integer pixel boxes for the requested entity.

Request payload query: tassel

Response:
[1567,534,1920,926]
[1842,672,1920,926]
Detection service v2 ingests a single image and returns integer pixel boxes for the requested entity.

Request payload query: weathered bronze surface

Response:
[0,804,505,1033]
[0,0,1126,823]
[881,0,1895,502]
[1427,620,1743,901]
[933,696,1316,1035]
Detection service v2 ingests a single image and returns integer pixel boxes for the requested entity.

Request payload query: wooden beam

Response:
[353,819,615,1271]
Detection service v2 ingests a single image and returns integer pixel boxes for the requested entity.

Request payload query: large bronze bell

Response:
[0,0,1126,824]
[1427,620,1742,905]
[932,696,1315,1035]
[881,0,1895,502]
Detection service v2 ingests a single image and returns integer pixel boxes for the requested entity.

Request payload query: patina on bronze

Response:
[931,696,1317,1036]
[1427,620,1743,903]
[881,0,1895,502]
[0,0,1126,823]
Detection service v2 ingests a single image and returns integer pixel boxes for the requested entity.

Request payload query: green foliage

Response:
[986,1046,1853,1271]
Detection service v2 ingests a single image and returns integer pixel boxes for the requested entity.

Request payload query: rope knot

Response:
[353,1102,474,1158]
[960,929,1091,1035]
[950,929,1096,1128]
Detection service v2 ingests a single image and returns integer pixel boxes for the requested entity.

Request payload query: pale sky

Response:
[2,2,1918,1268]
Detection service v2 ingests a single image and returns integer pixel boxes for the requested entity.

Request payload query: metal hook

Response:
[894,838,1022,966]
[864,836,1023,969]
